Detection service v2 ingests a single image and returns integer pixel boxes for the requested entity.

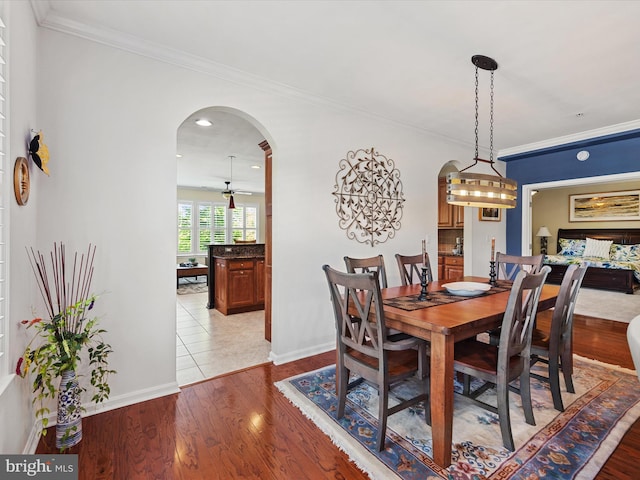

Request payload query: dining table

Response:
[375,275,560,468]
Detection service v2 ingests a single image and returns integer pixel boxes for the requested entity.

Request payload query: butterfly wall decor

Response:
[29,130,50,175]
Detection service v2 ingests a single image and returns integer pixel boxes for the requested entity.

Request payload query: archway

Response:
[175,106,274,384]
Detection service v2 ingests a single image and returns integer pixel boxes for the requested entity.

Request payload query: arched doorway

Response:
[437,162,465,280]
[175,106,273,385]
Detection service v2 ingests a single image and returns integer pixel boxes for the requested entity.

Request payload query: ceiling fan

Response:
[222,156,253,209]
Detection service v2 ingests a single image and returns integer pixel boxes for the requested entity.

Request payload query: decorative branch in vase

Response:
[16,243,116,450]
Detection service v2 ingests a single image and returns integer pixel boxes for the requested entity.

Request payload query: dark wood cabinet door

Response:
[437,177,454,228]
[444,265,464,280]
[228,269,255,308]
[214,260,227,308]
[454,205,464,227]
[256,259,265,303]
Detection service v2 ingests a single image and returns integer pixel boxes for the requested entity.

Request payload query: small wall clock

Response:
[14,156,30,205]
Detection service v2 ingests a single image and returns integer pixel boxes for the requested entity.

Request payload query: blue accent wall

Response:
[501,128,640,254]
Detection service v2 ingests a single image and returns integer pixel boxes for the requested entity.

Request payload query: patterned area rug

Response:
[276,357,640,479]
[177,279,208,295]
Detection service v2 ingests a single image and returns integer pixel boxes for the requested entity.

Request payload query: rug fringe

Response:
[574,354,637,375]
[275,373,399,479]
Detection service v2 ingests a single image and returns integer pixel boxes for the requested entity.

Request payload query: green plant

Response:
[16,243,115,440]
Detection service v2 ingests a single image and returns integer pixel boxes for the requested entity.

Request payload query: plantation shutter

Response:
[213,204,226,243]
[0,11,8,378]
[177,201,193,253]
[198,203,212,252]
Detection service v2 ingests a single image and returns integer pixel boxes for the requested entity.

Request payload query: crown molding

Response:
[29,3,473,150]
[29,0,51,25]
[498,119,640,158]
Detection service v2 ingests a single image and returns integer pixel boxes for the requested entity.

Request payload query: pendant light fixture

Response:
[446,55,517,209]
[222,155,236,209]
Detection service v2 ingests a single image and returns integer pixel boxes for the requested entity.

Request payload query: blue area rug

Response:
[276,357,640,479]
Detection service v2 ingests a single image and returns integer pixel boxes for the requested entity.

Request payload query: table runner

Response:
[383,283,510,311]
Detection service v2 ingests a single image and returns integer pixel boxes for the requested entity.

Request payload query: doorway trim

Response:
[521,170,640,254]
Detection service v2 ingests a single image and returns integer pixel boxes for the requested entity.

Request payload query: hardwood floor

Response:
[37,314,638,479]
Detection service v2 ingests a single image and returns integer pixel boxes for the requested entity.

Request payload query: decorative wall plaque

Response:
[332,147,405,247]
[14,157,30,206]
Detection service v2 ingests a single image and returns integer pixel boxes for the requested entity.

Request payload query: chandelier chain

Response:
[490,71,494,163]
[474,66,479,160]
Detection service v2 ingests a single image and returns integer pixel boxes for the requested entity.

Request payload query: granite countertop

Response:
[438,252,464,257]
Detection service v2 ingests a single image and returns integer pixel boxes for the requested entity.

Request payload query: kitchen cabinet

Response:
[256,258,265,304]
[438,177,464,228]
[214,257,265,315]
[437,255,445,280]
[443,255,464,281]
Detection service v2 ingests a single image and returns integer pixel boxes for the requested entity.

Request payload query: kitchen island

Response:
[207,243,265,315]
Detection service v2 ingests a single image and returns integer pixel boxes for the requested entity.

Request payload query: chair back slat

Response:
[395,253,433,286]
[496,253,545,281]
[549,264,588,354]
[499,266,551,366]
[324,265,386,358]
[344,255,388,289]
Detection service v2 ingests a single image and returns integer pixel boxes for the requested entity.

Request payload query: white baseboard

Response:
[22,381,181,453]
[269,341,335,365]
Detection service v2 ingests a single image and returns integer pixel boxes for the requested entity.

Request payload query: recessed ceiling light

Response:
[195,119,212,127]
[176,153,183,158]
[251,165,261,169]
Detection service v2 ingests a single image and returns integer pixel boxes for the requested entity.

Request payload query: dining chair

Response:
[628,315,640,382]
[322,264,430,451]
[529,264,587,411]
[395,253,433,286]
[487,253,546,344]
[496,252,545,281]
[454,266,551,451]
[344,255,388,289]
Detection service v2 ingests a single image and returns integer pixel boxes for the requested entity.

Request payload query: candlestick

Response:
[422,239,427,266]
[417,266,429,301]
[490,237,495,262]
[489,260,497,286]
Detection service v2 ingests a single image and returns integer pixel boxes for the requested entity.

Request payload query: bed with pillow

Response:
[543,228,640,294]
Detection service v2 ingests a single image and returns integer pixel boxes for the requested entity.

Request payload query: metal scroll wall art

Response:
[332,147,405,247]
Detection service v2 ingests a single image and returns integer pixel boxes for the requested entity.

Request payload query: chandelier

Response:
[446,55,517,209]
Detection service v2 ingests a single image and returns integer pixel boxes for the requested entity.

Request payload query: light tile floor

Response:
[176,291,271,386]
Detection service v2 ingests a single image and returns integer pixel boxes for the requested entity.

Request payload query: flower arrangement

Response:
[16,243,115,447]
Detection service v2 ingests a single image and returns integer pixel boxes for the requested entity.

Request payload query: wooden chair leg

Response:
[337,364,348,418]
[562,350,575,394]
[424,375,431,425]
[496,380,515,451]
[376,380,389,451]
[463,374,471,395]
[548,357,564,411]
[520,371,536,426]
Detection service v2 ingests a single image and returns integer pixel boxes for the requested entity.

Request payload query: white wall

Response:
[5,15,497,452]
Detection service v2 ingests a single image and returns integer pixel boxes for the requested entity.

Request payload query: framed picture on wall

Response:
[569,190,640,222]
[479,207,501,222]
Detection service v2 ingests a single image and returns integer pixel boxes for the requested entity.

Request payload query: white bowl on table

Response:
[442,281,491,297]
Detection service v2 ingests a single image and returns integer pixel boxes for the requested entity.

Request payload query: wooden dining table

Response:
[377,276,560,468]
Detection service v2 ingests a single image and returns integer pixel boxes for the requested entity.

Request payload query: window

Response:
[177,201,193,254]
[178,199,258,254]
[232,205,257,241]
